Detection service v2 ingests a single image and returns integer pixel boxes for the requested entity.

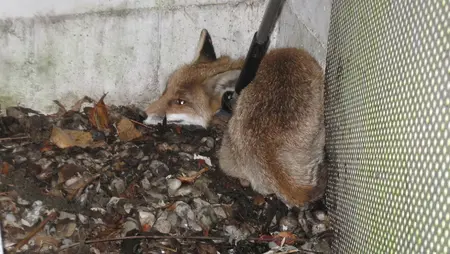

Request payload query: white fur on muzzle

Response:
[144,113,207,128]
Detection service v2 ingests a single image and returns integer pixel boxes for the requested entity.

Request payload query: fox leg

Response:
[218,133,250,187]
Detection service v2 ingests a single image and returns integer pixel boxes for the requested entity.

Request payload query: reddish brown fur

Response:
[219,47,327,207]
[145,54,243,127]
[144,29,327,207]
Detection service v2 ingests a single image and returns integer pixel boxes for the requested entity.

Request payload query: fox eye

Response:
[175,99,186,105]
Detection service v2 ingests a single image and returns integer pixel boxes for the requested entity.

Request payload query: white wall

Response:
[0,0,331,114]
[276,0,332,68]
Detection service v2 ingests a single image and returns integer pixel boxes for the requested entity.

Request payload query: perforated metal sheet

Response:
[323,0,449,253]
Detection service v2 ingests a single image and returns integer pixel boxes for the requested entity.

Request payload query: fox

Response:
[144,29,327,207]
[218,46,327,207]
[144,29,244,128]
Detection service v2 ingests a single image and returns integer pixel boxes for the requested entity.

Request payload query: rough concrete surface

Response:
[275,0,332,68]
[0,0,331,115]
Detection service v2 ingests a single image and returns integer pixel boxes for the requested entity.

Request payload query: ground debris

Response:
[0,96,332,253]
[116,117,143,142]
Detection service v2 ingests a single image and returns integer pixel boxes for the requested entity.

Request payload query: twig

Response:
[14,212,59,251]
[298,250,325,254]
[59,234,307,251]
[59,235,227,250]
[129,118,152,129]
[154,243,177,252]
[0,136,30,142]
[177,167,209,183]
[52,100,67,112]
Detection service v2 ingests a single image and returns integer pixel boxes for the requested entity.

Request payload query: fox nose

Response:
[143,114,166,125]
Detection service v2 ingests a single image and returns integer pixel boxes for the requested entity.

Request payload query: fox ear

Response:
[204,70,240,98]
[193,29,217,63]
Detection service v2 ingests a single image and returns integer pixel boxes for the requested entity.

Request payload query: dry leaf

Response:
[274,231,298,245]
[175,126,182,134]
[177,167,209,183]
[52,100,67,117]
[40,141,53,152]
[258,231,299,246]
[33,235,61,249]
[71,96,94,112]
[64,173,100,201]
[50,126,90,148]
[50,126,105,149]
[166,202,177,211]
[113,161,126,171]
[58,164,86,185]
[142,224,151,232]
[56,222,77,238]
[253,195,266,206]
[117,118,142,141]
[258,234,274,242]
[88,93,110,131]
[46,188,65,198]
[51,96,95,117]
[1,162,9,175]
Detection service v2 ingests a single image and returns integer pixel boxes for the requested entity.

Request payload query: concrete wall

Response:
[0,0,331,115]
[275,0,332,68]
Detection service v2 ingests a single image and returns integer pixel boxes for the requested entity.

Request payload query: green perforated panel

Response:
[324,0,449,253]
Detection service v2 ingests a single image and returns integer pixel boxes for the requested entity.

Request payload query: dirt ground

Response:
[0,97,332,254]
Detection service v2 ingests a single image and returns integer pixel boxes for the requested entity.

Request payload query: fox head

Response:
[144,29,244,128]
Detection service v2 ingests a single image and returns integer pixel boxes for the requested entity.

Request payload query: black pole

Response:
[222,0,286,113]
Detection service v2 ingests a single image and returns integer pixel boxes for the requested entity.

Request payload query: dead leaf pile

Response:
[0,95,332,254]
[47,93,144,149]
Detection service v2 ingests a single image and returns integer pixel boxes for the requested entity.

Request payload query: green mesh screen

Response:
[323,0,449,253]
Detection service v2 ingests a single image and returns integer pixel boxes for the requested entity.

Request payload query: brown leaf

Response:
[175,126,182,134]
[166,202,177,211]
[142,224,152,232]
[55,222,77,238]
[258,234,274,241]
[58,164,86,184]
[51,96,95,118]
[117,118,142,142]
[40,141,53,152]
[49,126,105,149]
[52,100,67,117]
[46,188,65,198]
[1,162,9,175]
[71,96,94,112]
[88,93,110,131]
[177,167,209,183]
[36,169,54,181]
[113,161,126,171]
[64,173,101,201]
[33,235,61,249]
[119,181,138,198]
[253,195,266,206]
[274,231,298,245]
